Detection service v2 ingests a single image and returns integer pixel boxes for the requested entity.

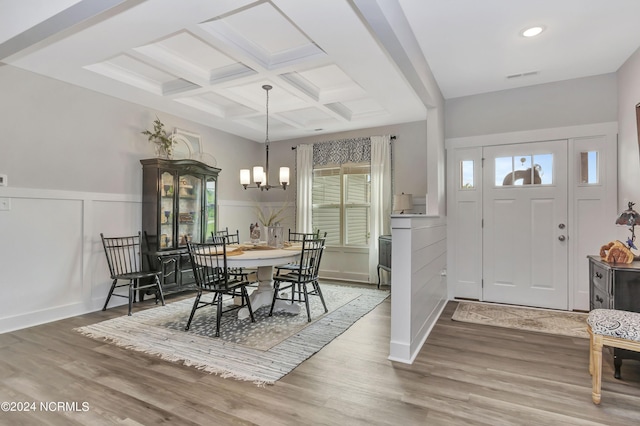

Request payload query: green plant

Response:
[142,116,175,156]
[255,201,291,226]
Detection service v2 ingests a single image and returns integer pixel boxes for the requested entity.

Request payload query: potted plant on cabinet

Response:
[142,116,176,159]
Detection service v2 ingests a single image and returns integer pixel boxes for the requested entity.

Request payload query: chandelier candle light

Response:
[240,85,289,190]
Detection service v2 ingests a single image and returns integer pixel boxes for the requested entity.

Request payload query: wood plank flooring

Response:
[1,292,639,425]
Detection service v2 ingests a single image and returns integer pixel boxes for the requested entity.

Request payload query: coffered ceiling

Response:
[2,0,640,142]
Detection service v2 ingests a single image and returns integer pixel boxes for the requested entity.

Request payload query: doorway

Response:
[482,140,568,309]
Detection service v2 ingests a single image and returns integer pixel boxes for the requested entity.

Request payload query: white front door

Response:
[482,140,568,309]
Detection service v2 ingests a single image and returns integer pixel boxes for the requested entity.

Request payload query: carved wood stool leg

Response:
[588,327,594,376]
[591,334,603,405]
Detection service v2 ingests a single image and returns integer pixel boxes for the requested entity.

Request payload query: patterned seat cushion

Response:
[587,309,640,342]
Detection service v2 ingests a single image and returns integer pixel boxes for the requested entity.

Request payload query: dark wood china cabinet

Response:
[141,158,220,294]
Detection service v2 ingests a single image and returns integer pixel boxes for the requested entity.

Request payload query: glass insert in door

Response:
[494,154,553,186]
[160,171,175,249]
[205,177,216,241]
[178,174,202,245]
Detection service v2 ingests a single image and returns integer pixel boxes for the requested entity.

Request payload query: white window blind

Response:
[312,164,370,246]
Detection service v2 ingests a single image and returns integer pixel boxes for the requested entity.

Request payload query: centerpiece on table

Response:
[255,202,290,248]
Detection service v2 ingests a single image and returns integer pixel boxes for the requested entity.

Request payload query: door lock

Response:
[558,223,565,229]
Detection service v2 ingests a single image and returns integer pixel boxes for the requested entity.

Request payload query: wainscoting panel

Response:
[0,186,142,334]
[321,246,369,283]
[0,197,83,317]
[90,199,144,305]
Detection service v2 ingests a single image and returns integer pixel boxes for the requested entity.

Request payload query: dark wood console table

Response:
[588,255,640,378]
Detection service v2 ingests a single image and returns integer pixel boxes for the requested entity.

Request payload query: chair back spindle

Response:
[188,240,230,289]
[102,234,144,278]
[100,231,165,315]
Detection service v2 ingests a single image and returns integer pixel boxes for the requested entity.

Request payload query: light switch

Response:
[0,198,11,211]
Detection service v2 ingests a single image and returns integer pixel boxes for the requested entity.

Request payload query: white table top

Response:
[225,246,301,268]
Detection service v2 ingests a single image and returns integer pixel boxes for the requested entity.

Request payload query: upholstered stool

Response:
[587,309,640,404]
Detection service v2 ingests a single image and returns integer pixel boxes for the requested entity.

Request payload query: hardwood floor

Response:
[1,293,640,425]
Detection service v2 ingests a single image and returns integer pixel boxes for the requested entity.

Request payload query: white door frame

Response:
[446,122,619,311]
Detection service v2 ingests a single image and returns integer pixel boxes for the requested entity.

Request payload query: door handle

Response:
[558,235,566,241]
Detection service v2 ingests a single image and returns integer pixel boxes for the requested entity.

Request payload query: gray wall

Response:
[269,120,429,210]
[0,65,262,201]
[445,73,618,139]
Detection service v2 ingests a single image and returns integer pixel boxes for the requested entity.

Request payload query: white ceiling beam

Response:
[0,0,141,61]
[350,0,442,108]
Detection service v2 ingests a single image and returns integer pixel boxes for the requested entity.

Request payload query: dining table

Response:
[226,243,302,320]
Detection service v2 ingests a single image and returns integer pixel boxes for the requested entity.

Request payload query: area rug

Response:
[451,301,589,338]
[76,283,389,385]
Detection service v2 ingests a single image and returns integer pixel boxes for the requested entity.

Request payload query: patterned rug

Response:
[452,301,589,338]
[76,283,389,385]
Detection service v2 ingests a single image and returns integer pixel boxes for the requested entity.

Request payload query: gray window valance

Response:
[313,137,371,166]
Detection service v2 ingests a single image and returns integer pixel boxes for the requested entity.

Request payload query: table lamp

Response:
[615,201,640,249]
[393,193,413,214]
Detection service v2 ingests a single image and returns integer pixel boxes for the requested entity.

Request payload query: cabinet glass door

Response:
[205,177,217,241]
[159,171,175,249]
[178,174,202,245]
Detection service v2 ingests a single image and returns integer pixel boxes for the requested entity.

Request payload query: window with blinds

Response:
[312,163,371,247]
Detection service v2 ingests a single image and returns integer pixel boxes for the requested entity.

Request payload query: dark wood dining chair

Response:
[213,227,240,244]
[186,240,255,337]
[100,232,165,316]
[270,237,328,322]
[275,230,325,276]
[211,229,251,281]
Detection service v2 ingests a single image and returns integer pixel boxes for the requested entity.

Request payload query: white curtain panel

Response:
[296,144,314,233]
[369,135,392,283]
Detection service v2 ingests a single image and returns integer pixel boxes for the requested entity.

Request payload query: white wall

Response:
[617,47,640,208]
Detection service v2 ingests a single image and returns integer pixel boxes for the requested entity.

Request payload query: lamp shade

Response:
[616,201,640,227]
[240,169,251,186]
[279,167,290,184]
[253,166,264,184]
[393,193,413,214]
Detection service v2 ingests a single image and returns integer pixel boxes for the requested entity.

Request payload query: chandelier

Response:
[240,84,289,190]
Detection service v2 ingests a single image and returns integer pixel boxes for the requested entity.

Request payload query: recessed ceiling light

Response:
[521,26,544,37]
